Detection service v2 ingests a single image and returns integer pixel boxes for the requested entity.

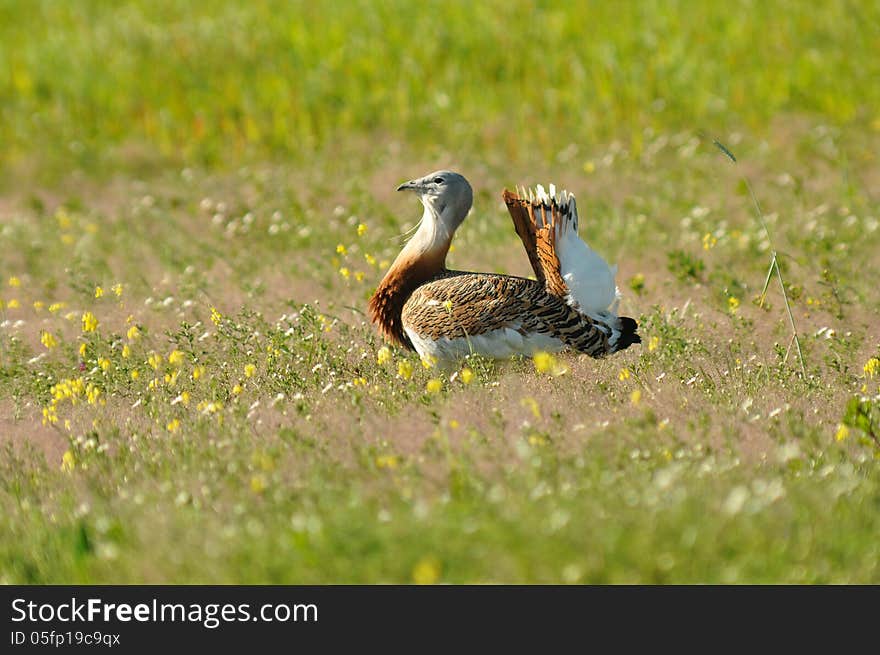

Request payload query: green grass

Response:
[1,0,879,583]
[2,0,879,182]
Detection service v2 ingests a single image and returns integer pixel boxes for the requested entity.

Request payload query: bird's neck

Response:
[368,206,454,349]
[411,205,454,255]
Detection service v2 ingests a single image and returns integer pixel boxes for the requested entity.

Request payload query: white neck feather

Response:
[400,205,453,261]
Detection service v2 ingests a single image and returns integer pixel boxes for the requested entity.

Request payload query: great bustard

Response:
[368,170,640,361]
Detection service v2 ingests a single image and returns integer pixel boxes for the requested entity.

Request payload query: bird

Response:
[368,170,640,362]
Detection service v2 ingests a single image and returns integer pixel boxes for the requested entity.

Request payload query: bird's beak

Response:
[397,180,419,192]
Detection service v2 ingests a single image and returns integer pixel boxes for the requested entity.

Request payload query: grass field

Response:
[1,0,879,583]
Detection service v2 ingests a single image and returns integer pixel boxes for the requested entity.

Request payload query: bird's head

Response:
[397,170,473,235]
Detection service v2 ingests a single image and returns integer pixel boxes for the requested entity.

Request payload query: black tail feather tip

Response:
[614,316,641,352]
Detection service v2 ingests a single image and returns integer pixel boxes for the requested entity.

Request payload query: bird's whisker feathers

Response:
[392,219,423,244]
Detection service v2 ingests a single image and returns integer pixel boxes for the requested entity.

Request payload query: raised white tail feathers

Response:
[503,183,640,352]
[552,193,621,320]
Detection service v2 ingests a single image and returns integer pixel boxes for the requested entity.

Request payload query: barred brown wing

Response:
[401,272,611,356]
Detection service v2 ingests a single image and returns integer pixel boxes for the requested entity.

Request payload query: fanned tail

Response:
[503,184,640,353]
[502,185,571,298]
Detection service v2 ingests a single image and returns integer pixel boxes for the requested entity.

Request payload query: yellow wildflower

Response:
[528,434,549,446]
[42,405,58,425]
[8,276,21,287]
[534,352,553,374]
[48,302,66,314]
[629,273,646,294]
[442,299,453,312]
[98,357,111,371]
[357,223,367,237]
[192,365,206,381]
[94,286,104,298]
[354,271,365,282]
[365,253,377,267]
[250,452,275,472]
[412,557,441,585]
[421,355,437,369]
[232,384,243,395]
[55,207,72,229]
[864,358,880,378]
[148,352,163,370]
[86,385,101,405]
[7,299,19,309]
[210,306,222,326]
[534,351,569,376]
[521,396,541,419]
[583,160,596,174]
[250,474,267,494]
[648,335,660,352]
[168,350,185,367]
[127,325,140,341]
[460,367,474,385]
[702,233,718,250]
[339,267,350,279]
[112,283,123,297]
[122,344,131,358]
[244,363,257,378]
[81,311,98,332]
[33,301,44,311]
[336,244,347,256]
[426,378,442,394]
[78,343,87,358]
[397,360,413,380]
[835,424,850,442]
[728,296,740,313]
[40,331,57,349]
[131,369,140,380]
[377,346,392,365]
[376,455,399,469]
[167,419,180,433]
[630,389,642,406]
[618,368,631,381]
[61,450,75,472]
[198,400,223,414]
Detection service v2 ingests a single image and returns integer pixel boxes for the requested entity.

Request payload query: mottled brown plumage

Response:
[401,272,610,353]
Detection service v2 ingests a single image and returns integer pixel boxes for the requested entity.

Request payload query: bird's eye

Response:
[433,177,444,184]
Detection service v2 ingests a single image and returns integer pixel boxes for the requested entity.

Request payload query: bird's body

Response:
[368,171,639,361]
[403,273,567,359]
